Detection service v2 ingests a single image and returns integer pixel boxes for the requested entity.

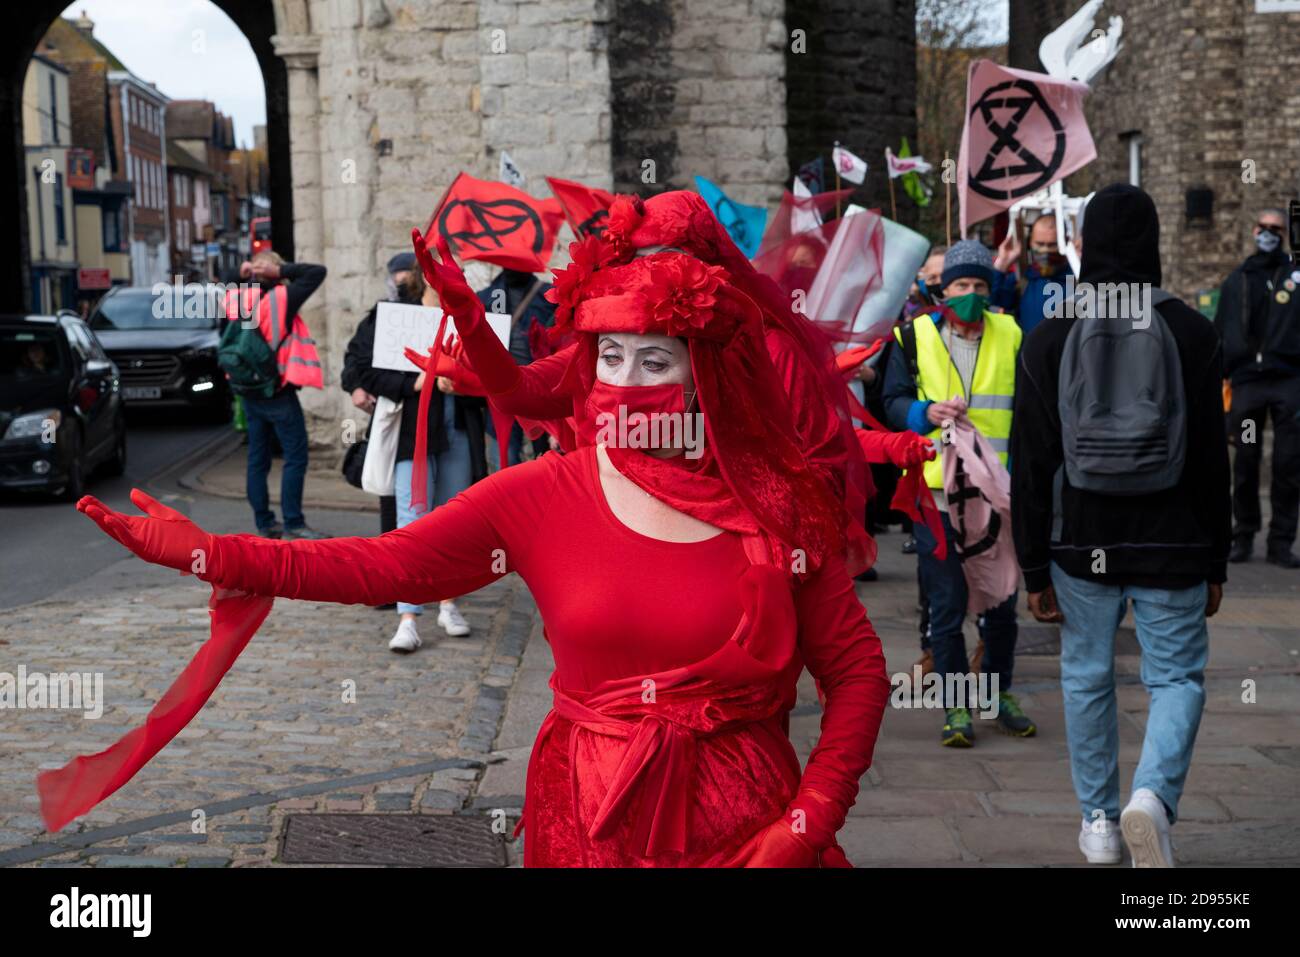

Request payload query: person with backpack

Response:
[219,250,327,539]
[1012,183,1231,867]
[1213,206,1300,568]
[883,239,1037,748]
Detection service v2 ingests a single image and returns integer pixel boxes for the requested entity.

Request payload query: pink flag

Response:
[958,59,1095,235]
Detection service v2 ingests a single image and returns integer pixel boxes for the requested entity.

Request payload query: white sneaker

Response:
[437,601,471,637]
[1078,816,1122,864]
[1121,788,1175,867]
[388,618,422,653]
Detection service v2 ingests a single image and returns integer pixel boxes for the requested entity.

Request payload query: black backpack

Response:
[1058,288,1186,494]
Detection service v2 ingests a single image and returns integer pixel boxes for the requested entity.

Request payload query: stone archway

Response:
[1,0,305,312]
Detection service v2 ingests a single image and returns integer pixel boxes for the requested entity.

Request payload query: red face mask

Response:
[581,381,698,450]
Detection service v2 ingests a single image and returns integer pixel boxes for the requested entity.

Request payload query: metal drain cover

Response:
[280,814,508,867]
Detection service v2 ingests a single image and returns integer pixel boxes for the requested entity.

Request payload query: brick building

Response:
[166,141,212,281]
[168,100,242,280]
[1010,0,1300,300]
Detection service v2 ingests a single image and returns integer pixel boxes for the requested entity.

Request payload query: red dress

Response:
[173,447,888,866]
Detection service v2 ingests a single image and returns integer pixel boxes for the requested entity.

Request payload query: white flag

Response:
[498,150,524,188]
[791,176,823,234]
[885,147,933,179]
[832,145,868,185]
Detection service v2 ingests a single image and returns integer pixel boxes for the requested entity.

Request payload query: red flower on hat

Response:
[640,256,729,336]
[602,195,644,262]
[547,235,611,328]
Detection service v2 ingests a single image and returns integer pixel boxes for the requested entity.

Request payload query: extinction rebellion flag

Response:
[545,176,617,238]
[427,172,565,272]
[958,59,1096,235]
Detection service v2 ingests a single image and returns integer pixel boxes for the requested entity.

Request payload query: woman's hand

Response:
[77,489,214,575]
[723,815,821,868]
[411,228,486,335]
[834,339,886,379]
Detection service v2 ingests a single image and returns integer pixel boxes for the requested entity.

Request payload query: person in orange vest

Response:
[229,250,327,538]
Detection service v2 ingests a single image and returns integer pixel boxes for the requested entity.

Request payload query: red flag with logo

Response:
[426,172,564,272]
[958,59,1095,235]
[545,176,616,238]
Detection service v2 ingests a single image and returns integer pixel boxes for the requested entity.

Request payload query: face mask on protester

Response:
[1030,249,1068,275]
[1256,229,1282,254]
[944,292,989,326]
[584,381,697,449]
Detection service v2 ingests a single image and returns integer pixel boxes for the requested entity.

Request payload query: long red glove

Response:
[834,338,886,378]
[77,489,212,574]
[40,492,272,832]
[403,342,486,397]
[411,227,521,395]
[856,428,937,469]
[723,789,851,867]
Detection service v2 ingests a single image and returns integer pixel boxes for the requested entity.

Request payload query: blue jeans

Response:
[394,395,473,616]
[243,389,308,532]
[914,511,1018,706]
[1050,562,1208,824]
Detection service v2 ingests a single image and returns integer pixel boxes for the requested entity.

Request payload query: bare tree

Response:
[914,0,1007,242]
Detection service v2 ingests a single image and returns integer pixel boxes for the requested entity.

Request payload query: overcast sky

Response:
[54,0,1010,148]
[56,0,265,147]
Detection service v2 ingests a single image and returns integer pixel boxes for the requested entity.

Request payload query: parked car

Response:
[0,312,126,500]
[89,285,231,421]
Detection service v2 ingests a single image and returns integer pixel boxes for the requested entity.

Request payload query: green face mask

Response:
[946,292,988,325]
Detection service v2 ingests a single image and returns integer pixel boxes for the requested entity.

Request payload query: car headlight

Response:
[5,408,62,441]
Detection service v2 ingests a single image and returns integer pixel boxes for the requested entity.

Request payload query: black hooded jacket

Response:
[1213,246,1299,384]
[1011,184,1231,591]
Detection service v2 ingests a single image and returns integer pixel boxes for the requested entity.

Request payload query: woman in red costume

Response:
[431,191,934,570]
[48,191,891,867]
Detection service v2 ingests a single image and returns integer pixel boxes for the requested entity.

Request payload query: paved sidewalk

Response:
[2,516,1298,867]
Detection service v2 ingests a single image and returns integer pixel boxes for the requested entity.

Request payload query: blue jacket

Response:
[991,264,1074,337]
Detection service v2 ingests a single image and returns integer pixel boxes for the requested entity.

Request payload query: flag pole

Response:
[889,174,898,222]
[833,141,842,218]
[944,150,952,247]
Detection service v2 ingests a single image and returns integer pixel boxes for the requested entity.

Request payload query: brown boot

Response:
[915,648,934,676]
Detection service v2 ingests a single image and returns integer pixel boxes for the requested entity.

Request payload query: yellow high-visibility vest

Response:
[894,310,1021,489]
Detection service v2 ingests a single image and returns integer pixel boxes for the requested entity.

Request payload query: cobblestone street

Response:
[3,505,1298,868]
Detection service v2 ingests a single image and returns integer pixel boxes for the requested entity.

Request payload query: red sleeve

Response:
[457,314,574,420]
[199,454,560,604]
[788,556,889,848]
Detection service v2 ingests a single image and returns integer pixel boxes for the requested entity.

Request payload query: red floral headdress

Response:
[544,192,858,573]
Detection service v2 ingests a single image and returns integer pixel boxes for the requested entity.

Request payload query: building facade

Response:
[22,53,76,313]
[1010,0,1300,300]
[109,72,170,287]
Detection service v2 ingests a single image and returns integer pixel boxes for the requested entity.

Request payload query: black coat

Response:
[1213,249,1300,384]
[341,305,446,463]
[1011,184,1231,591]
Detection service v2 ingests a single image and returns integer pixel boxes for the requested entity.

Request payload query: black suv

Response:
[89,285,231,421]
[0,312,126,500]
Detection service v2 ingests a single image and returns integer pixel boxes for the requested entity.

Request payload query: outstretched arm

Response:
[78,461,557,606]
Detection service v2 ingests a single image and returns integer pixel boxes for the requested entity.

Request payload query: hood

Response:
[1079,183,1162,288]
[95,328,220,353]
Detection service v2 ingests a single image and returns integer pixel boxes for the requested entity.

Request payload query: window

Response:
[54,171,65,244]
[102,202,123,251]
[49,74,59,144]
